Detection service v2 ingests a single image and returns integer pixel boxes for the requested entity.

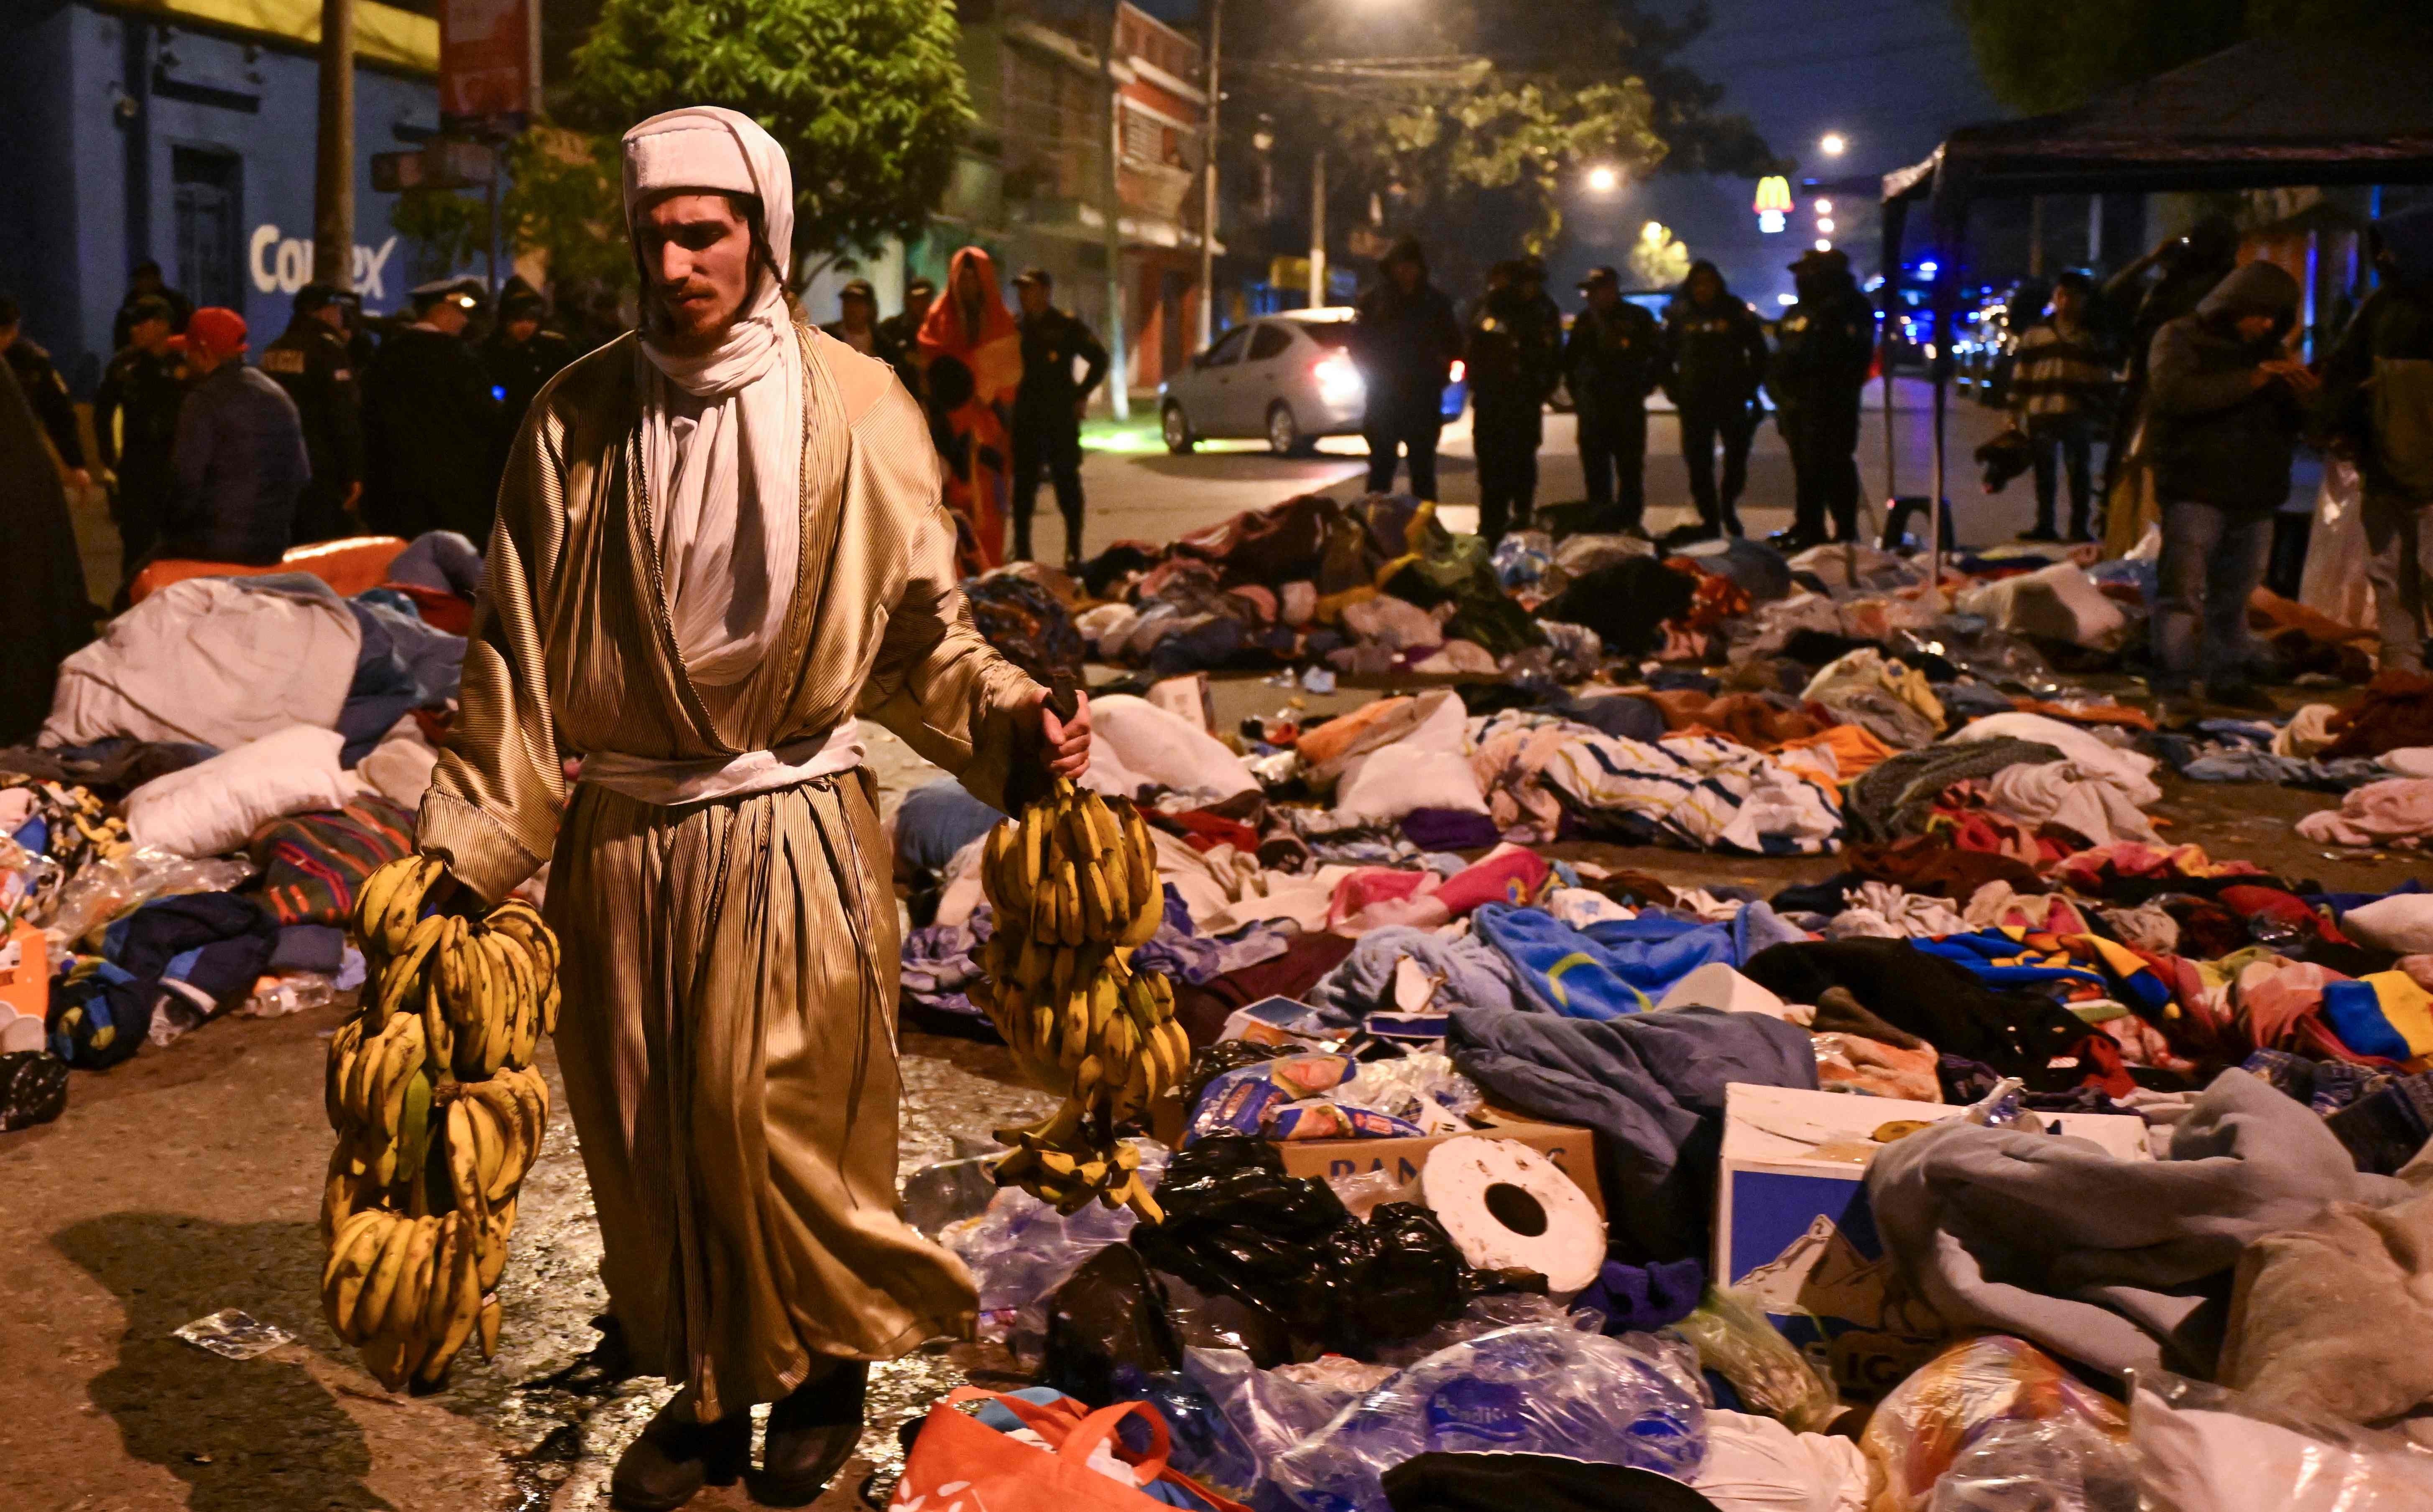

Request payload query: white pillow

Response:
[2341,894,2433,955]
[125,725,356,858]
[1080,694,1256,802]
[1333,694,1487,826]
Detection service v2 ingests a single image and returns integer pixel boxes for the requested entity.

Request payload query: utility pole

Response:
[1309,148,1327,309]
[1100,0,1131,421]
[1197,0,1222,349]
[311,0,356,289]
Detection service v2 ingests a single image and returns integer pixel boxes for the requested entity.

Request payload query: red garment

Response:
[1152,809,1262,855]
[917,247,1021,571]
[1432,847,1551,915]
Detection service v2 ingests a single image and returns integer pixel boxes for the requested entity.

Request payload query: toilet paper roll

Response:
[1419,1135,1605,1295]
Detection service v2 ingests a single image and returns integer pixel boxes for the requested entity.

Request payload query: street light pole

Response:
[1309,147,1327,308]
[311,0,355,289]
[1197,0,1222,349]
[1100,0,1131,420]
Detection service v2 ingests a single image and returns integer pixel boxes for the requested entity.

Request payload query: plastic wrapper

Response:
[941,1140,1167,1351]
[1187,1054,1360,1143]
[1185,1039,1287,1114]
[1617,1329,1714,1408]
[1490,530,1557,598]
[1325,1167,1417,1219]
[1367,1292,1591,1370]
[1267,1324,1707,1512]
[901,1152,1007,1237]
[1890,623,2062,698]
[1186,1345,1368,1489]
[240,972,336,1019]
[0,836,62,929]
[1267,1102,1422,1141]
[1672,1287,1840,1434]
[1112,1364,1264,1499]
[173,1308,294,1361]
[2129,1371,2433,1512]
[0,1050,69,1132]
[1925,1415,2135,1512]
[1337,1052,1481,1133]
[43,847,253,949]
[1861,1335,2127,1512]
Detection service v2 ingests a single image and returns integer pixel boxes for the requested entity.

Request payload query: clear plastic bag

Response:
[1863,1336,2127,1512]
[1926,1415,2137,1512]
[1337,1052,1483,1132]
[240,973,336,1019]
[1267,1323,1707,1512]
[1671,1287,1841,1434]
[1366,1292,1594,1369]
[2131,1371,2433,1512]
[940,1140,1167,1351]
[1185,1344,1369,1486]
[43,847,253,949]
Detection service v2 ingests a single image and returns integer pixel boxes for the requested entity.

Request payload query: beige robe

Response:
[418,321,1039,1420]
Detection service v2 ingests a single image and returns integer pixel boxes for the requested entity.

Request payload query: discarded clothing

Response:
[247,794,419,926]
[1867,1068,2419,1379]
[1307,926,1522,1022]
[2297,778,2433,849]
[1979,758,2162,846]
[2320,669,2433,759]
[1845,737,2065,844]
[1450,1002,1818,1260]
[1472,901,1804,1021]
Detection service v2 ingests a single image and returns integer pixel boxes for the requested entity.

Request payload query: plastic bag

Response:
[1926,1415,2136,1512]
[43,847,253,949]
[2130,1371,2433,1512]
[1042,1242,1183,1408]
[0,836,62,930]
[943,1141,1168,1351]
[1862,1336,2127,1512]
[1368,1292,1591,1370]
[1185,1345,1367,1489]
[1267,1324,1707,1512]
[0,1050,68,1131]
[1672,1288,1841,1434]
[1337,1053,1481,1133]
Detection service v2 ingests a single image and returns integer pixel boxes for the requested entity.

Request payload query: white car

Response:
[1157,308,1470,456]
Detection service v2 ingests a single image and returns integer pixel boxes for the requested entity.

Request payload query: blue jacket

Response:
[165,362,309,564]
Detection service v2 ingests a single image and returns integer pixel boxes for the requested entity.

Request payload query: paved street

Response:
[1075,378,2023,560]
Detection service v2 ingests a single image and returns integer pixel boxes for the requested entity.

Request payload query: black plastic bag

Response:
[1040,1240,1181,1407]
[0,1050,68,1132]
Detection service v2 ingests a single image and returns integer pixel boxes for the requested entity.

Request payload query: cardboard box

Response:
[1271,1109,1605,1218]
[1714,1082,2150,1400]
[0,920,49,1055]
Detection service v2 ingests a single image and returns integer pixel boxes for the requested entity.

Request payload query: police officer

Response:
[1662,260,1770,544]
[1465,259,1564,543]
[1009,268,1108,568]
[821,278,905,372]
[0,294,89,490]
[878,275,937,404]
[93,294,189,569]
[483,287,574,429]
[261,282,369,543]
[1766,247,1877,549]
[1563,266,1669,535]
[362,278,506,542]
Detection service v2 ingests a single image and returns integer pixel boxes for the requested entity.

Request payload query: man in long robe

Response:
[414,107,1088,1511]
[914,247,1022,573]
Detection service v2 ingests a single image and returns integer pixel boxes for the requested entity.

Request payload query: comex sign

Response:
[250,226,400,302]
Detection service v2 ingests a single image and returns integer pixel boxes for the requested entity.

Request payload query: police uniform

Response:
[92,344,187,566]
[484,324,576,431]
[1010,297,1108,565]
[261,315,368,543]
[1563,271,1670,532]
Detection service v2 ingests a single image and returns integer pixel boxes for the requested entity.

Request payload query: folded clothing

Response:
[124,724,357,859]
[247,794,419,926]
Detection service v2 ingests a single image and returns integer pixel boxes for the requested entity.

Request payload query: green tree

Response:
[1629,220,1690,287]
[1952,0,2433,114]
[1227,0,1778,264]
[388,127,632,295]
[562,0,970,277]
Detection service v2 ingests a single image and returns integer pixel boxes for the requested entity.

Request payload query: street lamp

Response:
[1586,164,1620,194]
[1819,133,1847,156]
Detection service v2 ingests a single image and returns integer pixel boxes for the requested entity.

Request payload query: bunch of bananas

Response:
[319,854,561,1391]
[972,781,1188,1223]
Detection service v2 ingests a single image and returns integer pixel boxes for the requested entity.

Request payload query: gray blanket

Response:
[1450,1004,1818,1262]
[1867,1068,2418,1379]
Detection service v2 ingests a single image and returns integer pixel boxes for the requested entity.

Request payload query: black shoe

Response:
[611,1403,751,1512]
[2017,525,2062,543]
[1721,511,1746,539]
[1659,522,1717,548]
[751,1362,868,1507]
[2206,683,2279,715]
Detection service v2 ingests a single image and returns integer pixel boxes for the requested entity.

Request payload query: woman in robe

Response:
[914,247,1022,573]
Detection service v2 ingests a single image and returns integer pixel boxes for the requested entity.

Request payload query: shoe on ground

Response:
[611,1404,751,1512]
[1767,528,1825,553]
[1659,522,1718,548]
[751,1361,868,1507]
[2206,683,2279,715]
[1721,512,1746,538]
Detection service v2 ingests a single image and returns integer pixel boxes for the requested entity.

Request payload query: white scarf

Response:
[623,107,802,691]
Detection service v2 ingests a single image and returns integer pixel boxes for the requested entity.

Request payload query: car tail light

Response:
[1448,360,1466,385]
[1314,349,1364,403]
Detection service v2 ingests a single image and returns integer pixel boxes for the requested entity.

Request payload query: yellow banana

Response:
[380,1216,440,1350]
[325,1018,363,1132]
[478,1199,516,1291]
[467,1083,528,1202]
[350,1211,420,1346]
[477,1298,502,1360]
[444,1098,487,1223]
[323,1209,391,1336]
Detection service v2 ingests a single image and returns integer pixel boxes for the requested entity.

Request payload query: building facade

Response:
[0,0,445,394]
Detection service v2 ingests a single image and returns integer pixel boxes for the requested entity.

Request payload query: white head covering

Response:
[622,106,803,691]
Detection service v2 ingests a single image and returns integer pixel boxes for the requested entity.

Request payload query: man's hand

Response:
[64,467,91,490]
[1036,686,1091,780]
[2260,357,2319,396]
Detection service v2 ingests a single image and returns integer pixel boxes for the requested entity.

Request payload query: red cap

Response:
[182,306,249,360]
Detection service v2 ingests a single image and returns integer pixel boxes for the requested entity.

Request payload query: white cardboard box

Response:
[1713,1081,2151,1400]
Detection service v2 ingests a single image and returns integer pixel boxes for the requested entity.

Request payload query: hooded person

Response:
[410,106,1090,1511]
[1662,259,1769,543]
[2321,201,2433,674]
[2099,216,2242,554]
[1353,234,1464,500]
[2143,258,2310,712]
[915,247,1023,571]
[1765,246,1874,549]
[1465,258,1564,543]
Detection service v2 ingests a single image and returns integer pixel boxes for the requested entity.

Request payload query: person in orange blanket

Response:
[915,247,1023,572]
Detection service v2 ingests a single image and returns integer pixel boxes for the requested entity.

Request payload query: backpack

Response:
[2370,355,2433,497]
